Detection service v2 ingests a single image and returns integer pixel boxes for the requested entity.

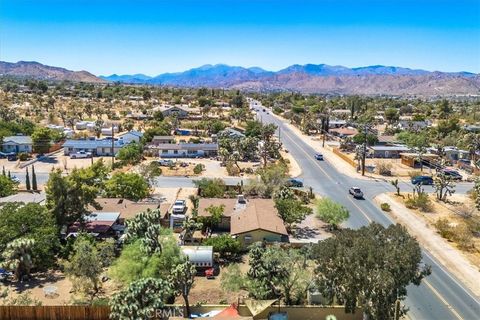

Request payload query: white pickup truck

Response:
[70,151,92,159]
[172,200,186,214]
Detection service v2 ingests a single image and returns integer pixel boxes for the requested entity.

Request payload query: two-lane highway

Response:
[255,103,480,320]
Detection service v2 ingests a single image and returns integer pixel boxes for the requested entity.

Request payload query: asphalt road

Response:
[255,103,480,320]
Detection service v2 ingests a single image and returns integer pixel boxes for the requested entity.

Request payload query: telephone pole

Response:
[361,125,367,176]
[111,124,115,169]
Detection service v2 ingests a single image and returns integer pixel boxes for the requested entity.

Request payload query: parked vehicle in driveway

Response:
[70,151,92,159]
[7,154,17,161]
[158,159,174,166]
[0,268,13,282]
[286,178,303,188]
[411,175,434,185]
[172,200,186,214]
[10,176,20,184]
[315,153,324,160]
[349,187,364,199]
[439,169,462,181]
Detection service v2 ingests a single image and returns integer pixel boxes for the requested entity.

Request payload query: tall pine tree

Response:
[31,165,38,191]
[25,168,31,191]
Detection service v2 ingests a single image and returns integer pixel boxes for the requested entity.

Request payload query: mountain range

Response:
[0,61,105,83]
[1,60,479,96]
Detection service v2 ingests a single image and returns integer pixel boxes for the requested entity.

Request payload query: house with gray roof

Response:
[63,138,126,156]
[1,135,32,154]
[151,143,218,158]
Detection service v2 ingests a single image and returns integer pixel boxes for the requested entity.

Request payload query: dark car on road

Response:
[286,178,303,188]
[411,175,434,185]
[439,169,463,181]
[315,153,324,160]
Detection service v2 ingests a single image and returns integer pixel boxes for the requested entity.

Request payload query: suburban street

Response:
[254,102,480,320]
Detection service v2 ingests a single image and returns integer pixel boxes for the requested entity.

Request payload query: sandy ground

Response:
[375,193,480,297]
[175,256,250,305]
[281,150,302,178]
[0,153,112,174]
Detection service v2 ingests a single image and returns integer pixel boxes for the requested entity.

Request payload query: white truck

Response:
[70,151,92,159]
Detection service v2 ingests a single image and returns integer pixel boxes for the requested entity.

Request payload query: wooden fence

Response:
[332,148,356,167]
[0,305,363,320]
[0,306,110,320]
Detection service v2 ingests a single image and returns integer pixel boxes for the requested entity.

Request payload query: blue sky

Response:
[1,0,479,75]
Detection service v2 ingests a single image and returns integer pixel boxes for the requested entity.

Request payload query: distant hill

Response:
[3,60,478,95]
[0,61,106,83]
[101,63,479,95]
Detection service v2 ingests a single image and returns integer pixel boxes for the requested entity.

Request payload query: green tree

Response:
[105,172,149,201]
[0,203,59,269]
[45,168,101,228]
[31,127,55,153]
[109,278,172,320]
[275,198,312,231]
[170,260,196,318]
[0,175,17,197]
[203,234,241,258]
[1,238,35,281]
[124,209,164,254]
[64,235,103,297]
[315,198,350,230]
[312,223,430,319]
[116,142,143,165]
[434,174,456,202]
[384,107,399,125]
[31,165,37,191]
[110,237,183,285]
[194,178,226,198]
[25,168,31,191]
[202,204,225,229]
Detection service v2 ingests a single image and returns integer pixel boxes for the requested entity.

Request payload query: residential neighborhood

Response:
[0,1,480,319]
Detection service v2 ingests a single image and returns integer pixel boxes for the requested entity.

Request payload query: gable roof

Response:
[2,135,32,145]
[89,198,169,219]
[230,199,288,236]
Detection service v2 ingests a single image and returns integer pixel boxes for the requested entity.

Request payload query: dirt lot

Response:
[175,256,250,305]
[376,192,480,296]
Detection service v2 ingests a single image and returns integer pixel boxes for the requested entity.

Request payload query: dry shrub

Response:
[376,162,393,176]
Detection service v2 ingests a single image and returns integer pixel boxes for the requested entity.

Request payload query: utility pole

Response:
[278,126,281,142]
[362,125,367,176]
[111,124,115,169]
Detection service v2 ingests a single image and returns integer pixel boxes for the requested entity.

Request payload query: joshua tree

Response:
[1,238,35,281]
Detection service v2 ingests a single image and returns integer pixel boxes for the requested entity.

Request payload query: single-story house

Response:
[68,211,122,238]
[75,121,95,131]
[221,128,245,138]
[89,198,169,220]
[429,146,471,162]
[0,192,46,206]
[154,143,218,158]
[198,197,289,248]
[397,120,431,131]
[376,135,399,146]
[100,126,119,136]
[118,131,143,144]
[369,145,411,158]
[327,119,347,128]
[329,127,358,138]
[151,136,176,145]
[1,135,32,154]
[155,105,192,119]
[63,138,125,156]
[181,246,214,268]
